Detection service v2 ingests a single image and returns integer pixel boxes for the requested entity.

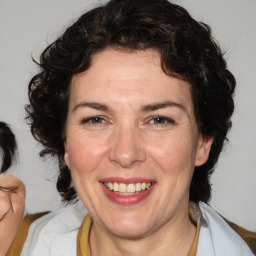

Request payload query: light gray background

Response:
[0,0,255,230]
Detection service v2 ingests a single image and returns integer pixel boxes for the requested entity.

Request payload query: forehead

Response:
[70,49,193,111]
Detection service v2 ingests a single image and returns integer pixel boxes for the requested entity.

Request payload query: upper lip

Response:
[99,177,155,184]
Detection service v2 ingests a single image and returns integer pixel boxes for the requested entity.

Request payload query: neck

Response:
[89,203,196,256]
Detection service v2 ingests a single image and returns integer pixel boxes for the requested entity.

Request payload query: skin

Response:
[64,49,213,256]
[0,174,25,256]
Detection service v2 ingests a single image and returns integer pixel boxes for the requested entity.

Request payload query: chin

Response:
[109,225,151,239]
[103,213,154,239]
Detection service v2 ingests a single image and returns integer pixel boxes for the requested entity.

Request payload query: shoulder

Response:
[197,202,255,256]
[20,201,87,256]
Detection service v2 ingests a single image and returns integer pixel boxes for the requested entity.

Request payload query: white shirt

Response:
[21,201,87,256]
[197,202,254,255]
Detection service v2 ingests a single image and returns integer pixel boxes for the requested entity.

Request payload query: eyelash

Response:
[80,116,107,126]
[148,116,174,126]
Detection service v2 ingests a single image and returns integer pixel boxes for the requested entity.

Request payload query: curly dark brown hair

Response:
[25,0,235,203]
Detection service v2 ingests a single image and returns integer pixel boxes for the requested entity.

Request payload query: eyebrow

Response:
[72,102,110,112]
[140,100,186,112]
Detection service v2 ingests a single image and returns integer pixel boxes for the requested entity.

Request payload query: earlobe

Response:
[64,142,70,167]
[195,135,213,166]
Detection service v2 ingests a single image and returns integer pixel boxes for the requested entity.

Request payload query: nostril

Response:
[108,127,147,168]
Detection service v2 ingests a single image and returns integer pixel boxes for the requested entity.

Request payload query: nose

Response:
[108,125,146,168]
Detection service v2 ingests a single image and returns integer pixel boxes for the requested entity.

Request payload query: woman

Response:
[1,0,255,255]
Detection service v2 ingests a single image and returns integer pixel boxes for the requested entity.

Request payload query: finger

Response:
[9,189,25,216]
[0,174,25,197]
[0,175,25,256]
[0,174,25,218]
[0,186,18,192]
[0,193,12,221]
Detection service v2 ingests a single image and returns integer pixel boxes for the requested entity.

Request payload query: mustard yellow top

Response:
[77,214,92,256]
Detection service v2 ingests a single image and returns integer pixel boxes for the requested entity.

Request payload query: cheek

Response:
[147,133,196,174]
[66,133,108,176]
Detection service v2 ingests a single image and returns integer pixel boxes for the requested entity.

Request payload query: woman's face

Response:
[64,49,212,238]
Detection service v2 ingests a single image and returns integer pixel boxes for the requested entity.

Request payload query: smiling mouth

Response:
[103,182,153,195]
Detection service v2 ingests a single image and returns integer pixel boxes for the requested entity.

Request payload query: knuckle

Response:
[0,194,12,220]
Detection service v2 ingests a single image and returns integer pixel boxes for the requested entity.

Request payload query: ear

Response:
[63,141,70,167]
[195,135,213,166]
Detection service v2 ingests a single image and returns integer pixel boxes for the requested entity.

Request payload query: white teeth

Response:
[104,182,152,194]
[135,183,142,192]
[113,182,119,192]
[119,183,126,193]
[127,183,135,193]
[108,182,113,190]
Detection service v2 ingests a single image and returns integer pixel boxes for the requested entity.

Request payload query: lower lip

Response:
[100,183,156,206]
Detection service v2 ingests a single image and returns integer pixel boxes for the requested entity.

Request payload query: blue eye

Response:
[81,116,106,125]
[150,116,174,125]
[89,117,104,123]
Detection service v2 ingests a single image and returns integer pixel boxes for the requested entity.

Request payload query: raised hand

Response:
[0,175,25,256]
